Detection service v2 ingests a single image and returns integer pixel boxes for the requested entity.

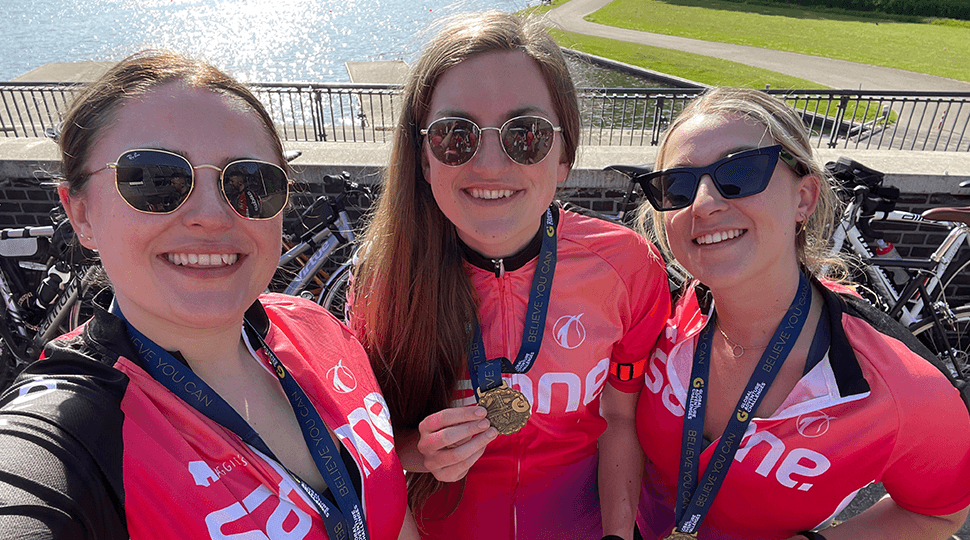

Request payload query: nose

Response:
[469,127,512,171]
[179,165,235,229]
[690,174,727,216]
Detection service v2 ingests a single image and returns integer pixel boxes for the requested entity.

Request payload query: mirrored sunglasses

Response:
[94,149,290,220]
[636,145,803,212]
[420,116,562,167]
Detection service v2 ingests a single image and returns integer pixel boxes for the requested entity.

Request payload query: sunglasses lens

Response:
[500,116,556,165]
[426,118,479,166]
[644,171,697,211]
[714,153,775,198]
[221,161,289,219]
[115,150,193,213]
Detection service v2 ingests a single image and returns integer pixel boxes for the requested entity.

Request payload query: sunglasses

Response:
[420,116,561,167]
[92,149,290,220]
[634,145,804,212]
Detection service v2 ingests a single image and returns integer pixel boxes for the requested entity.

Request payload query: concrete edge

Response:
[3,138,969,194]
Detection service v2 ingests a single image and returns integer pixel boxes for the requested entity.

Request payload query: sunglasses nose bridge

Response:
[472,125,514,165]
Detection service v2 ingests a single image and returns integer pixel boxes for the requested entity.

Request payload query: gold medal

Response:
[477,382,531,435]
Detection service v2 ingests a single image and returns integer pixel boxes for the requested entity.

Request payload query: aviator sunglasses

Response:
[421,116,562,167]
[90,149,290,220]
[632,144,806,212]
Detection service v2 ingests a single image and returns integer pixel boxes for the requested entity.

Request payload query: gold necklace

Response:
[715,319,768,358]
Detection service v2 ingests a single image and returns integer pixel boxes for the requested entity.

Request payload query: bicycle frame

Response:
[830,191,970,327]
[279,203,355,297]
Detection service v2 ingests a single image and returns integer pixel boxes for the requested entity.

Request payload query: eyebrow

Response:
[429,106,554,124]
[666,145,761,169]
[129,146,260,168]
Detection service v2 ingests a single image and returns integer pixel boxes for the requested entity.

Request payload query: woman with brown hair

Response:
[350,11,669,540]
[629,87,970,539]
[0,50,416,539]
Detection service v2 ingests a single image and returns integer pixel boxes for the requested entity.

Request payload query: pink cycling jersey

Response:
[0,294,408,539]
[635,281,970,539]
[415,206,670,539]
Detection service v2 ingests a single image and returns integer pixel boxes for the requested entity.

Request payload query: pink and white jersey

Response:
[416,206,670,539]
[635,282,970,540]
[0,294,408,540]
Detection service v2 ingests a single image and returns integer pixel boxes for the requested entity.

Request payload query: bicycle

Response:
[826,157,970,382]
[273,171,375,320]
[0,210,98,388]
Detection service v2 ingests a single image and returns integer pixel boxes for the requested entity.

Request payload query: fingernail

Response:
[478,420,490,430]
[488,428,499,438]
[474,407,487,417]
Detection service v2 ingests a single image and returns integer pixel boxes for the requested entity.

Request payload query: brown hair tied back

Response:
[59,50,288,197]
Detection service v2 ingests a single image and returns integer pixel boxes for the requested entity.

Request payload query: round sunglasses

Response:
[632,145,805,212]
[88,149,290,220]
[420,116,561,167]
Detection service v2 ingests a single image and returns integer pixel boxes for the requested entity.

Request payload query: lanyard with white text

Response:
[675,272,811,534]
[115,304,368,540]
[468,207,557,394]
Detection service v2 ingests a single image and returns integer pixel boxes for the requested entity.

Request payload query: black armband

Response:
[798,531,828,540]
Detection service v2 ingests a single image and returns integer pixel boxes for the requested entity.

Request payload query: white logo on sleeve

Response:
[327,360,358,393]
[553,314,586,349]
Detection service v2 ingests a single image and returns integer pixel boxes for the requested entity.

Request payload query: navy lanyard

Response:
[675,273,812,534]
[115,304,368,540]
[468,207,557,394]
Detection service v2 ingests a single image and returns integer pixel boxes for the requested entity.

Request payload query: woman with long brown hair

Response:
[351,11,669,540]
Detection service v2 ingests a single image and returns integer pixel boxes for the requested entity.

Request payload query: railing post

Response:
[828,95,849,148]
[652,96,665,146]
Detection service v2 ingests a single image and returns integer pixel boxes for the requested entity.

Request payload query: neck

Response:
[707,265,805,349]
[117,298,248,374]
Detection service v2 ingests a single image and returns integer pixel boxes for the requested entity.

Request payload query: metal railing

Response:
[2,82,968,151]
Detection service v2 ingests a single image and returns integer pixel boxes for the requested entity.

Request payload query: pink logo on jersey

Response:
[796,411,835,438]
[554,314,586,349]
[327,360,358,393]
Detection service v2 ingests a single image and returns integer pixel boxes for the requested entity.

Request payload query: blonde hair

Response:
[635,87,845,280]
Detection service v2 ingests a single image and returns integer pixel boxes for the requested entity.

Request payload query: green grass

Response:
[548,28,822,88]
[585,0,970,83]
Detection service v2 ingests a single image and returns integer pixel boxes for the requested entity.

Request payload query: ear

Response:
[420,142,431,183]
[58,184,98,251]
[795,173,821,221]
[556,159,570,185]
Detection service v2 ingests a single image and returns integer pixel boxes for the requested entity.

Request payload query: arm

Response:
[598,386,644,540]
[395,405,497,481]
[397,505,421,540]
[785,498,969,540]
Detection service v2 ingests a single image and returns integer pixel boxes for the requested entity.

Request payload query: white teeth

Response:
[695,229,744,246]
[166,253,239,267]
[467,188,515,200]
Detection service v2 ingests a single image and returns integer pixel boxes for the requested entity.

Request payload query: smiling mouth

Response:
[466,188,518,200]
[694,229,745,246]
[165,253,240,267]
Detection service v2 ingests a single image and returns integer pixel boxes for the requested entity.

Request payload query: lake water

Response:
[1,0,545,82]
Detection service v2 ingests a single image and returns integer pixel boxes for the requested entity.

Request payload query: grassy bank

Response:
[548,28,821,88]
[585,0,970,83]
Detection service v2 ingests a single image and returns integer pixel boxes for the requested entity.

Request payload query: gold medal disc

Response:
[478,383,531,435]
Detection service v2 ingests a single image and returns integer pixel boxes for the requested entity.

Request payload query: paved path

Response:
[545,0,970,91]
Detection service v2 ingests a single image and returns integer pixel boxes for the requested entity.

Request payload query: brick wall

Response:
[5,175,970,306]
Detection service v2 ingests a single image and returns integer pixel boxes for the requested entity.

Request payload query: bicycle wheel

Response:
[932,248,970,308]
[319,263,352,322]
[909,305,970,379]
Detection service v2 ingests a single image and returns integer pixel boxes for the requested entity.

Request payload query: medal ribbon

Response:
[468,207,557,397]
[675,272,811,534]
[114,302,369,540]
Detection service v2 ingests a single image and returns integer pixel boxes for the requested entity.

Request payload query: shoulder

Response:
[558,204,664,274]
